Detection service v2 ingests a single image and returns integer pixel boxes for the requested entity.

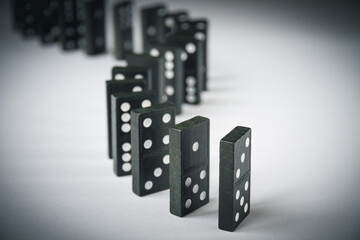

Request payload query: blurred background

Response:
[0,0,359,239]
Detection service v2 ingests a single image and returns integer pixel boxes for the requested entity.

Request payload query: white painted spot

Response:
[196,22,206,30]
[181,23,190,30]
[165,61,174,70]
[186,87,196,94]
[200,170,206,179]
[200,191,206,201]
[147,26,156,36]
[145,181,153,190]
[236,190,240,200]
[134,74,144,79]
[164,17,175,28]
[194,32,206,41]
[165,51,174,61]
[132,86,142,92]
[165,85,174,96]
[120,102,130,112]
[240,196,244,206]
[121,113,131,122]
[236,169,240,178]
[143,118,152,128]
[163,135,169,145]
[192,142,199,152]
[185,177,192,187]
[144,139,152,149]
[193,184,199,193]
[157,8,166,16]
[142,99,151,108]
[115,73,125,80]
[186,95,196,103]
[150,48,160,57]
[162,113,171,123]
[244,203,248,213]
[246,137,250,147]
[121,123,131,133]
[122,153,131,162]
[245,181,249,191]
[122,163,131,172]
[186,76,196,86]
[235,212,239,222]
[154,168,162,177]
[185,199,192,208]
[181,51,188,61]
[122,142,131,152]
[185,43,196,54]
[241,153,245,163]
[163,154,170,164]
[165,70,174,79]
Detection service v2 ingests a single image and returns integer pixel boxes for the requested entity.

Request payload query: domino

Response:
[176,19,208,91]
[145,43,184,114]
[111,66,151,90]
[37,0,60,44]
[83,0,106,55]
[131,103,175,196]
[113,1,133,59]
[125,54,165,104]
[106,79,146,159]
[141,4,167,50]
[165,35,205,104]
[169,116,210,217]
[111,91,156,176]
[13,0,38,37]
[162,11,189,38]
[219,126,251,231]
[58,0,83,50]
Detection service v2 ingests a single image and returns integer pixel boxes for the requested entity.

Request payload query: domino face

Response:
[166,35,205,104]
[84,0,106,55]
[58,0,82,50]
[177,19,208,91]
[113,1,133,59]
[145,43,184,114]
[106,79,146,159]
[169,116,210,217]
[37,0,60,44]
[141,4,167,49]
[125,54,165,104]
[111,91,156,176]
[162,11,189,38]
[219,126,251,231]
[131,103,175,196]
[14,0,39,37]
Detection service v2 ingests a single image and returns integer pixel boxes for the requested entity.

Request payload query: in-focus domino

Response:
[219,126,251,231]
[131,103,175,196]
[106,79,146,159]
[170,116,210,217]
[111,91,156,176]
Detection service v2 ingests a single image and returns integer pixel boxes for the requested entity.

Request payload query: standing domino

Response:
[131,103,175,196]
[169,116,210,217]
[219,126,251,231]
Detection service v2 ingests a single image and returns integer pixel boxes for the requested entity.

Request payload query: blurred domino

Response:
[113,1,133,59]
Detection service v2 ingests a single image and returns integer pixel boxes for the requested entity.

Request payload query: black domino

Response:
[169,116,210,217]
[166,35,205,104]
[131,103,175,196]
[219,126,251,231]
[113,1,133,59]
[58,0,83,50]
[37,0,60,44]
[106,79,146,159]
[111,91,156,176]
[145,43,184,114]
[141,4,167,50]
[125,54,165,104]
[13,0,39,37]
[83,0,106,55]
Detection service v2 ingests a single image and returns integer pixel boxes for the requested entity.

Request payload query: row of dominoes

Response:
[107,3,251,231]
[11,0,106,55]
[106,82,252,231]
